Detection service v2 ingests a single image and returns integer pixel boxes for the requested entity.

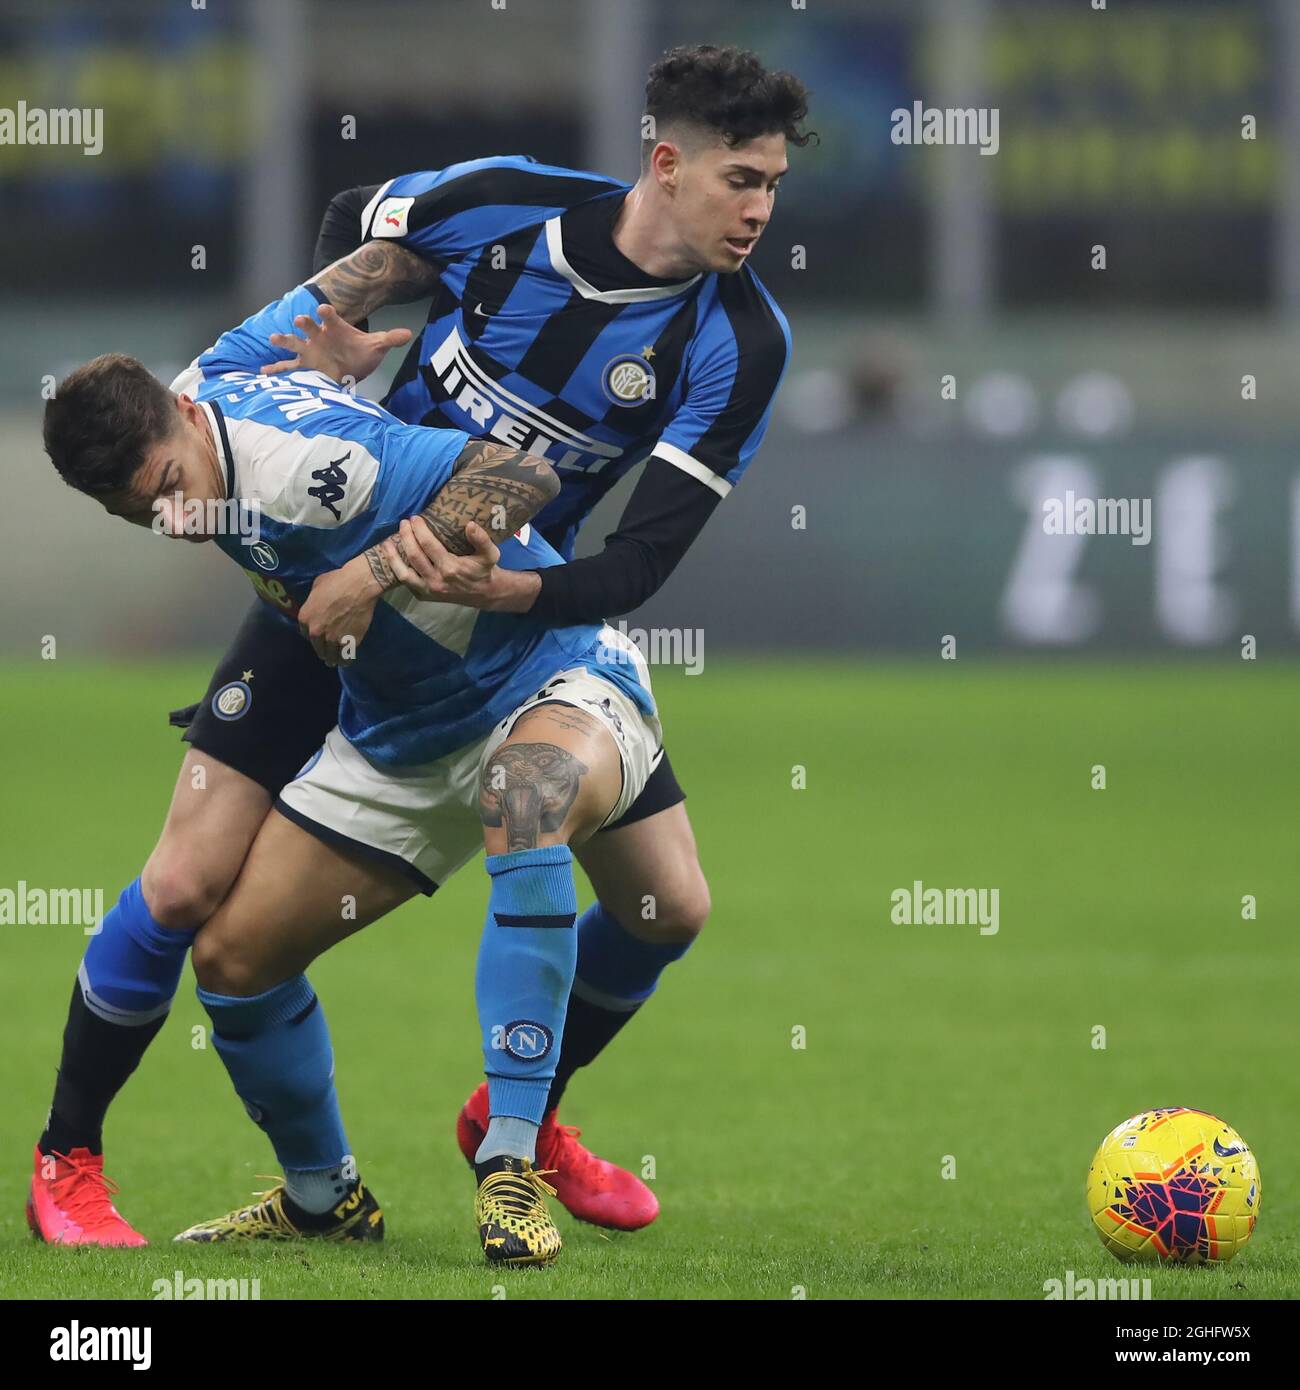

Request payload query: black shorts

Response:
[169,601,342,794]
[169,598,687,826]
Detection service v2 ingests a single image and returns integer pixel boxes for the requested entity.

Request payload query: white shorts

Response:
[276,641,663,894]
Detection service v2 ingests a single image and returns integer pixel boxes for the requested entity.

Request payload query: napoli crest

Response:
[503,1020,553,1061]
[249,541,279,571]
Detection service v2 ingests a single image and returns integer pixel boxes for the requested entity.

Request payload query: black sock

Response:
[38,980,169,1157]
[545,991,642,1114]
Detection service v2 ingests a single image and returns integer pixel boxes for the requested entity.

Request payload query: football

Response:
[1086,1108,1261,1264]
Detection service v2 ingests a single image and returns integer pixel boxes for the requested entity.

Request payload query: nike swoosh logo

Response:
[473,302,491,317]
[1213,1137,1247,1158]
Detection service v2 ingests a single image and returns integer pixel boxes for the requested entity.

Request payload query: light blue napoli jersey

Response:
[172,282,654,767]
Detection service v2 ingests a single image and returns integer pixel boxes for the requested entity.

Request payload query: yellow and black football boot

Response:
[173,1177,384,1243]
[474,1156,562,1266]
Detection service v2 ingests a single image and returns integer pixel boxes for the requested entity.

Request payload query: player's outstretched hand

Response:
[297,553,384,666]
[382,517,505,610]
[260,303,412,386]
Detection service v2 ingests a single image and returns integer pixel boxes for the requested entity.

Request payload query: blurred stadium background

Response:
[3,0,1299,1300]
[4,0,1299,655]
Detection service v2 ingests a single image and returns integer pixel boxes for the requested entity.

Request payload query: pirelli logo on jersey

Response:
[428,326,624,473]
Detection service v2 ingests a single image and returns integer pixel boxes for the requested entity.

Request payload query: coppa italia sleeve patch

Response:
[370,195,415,238]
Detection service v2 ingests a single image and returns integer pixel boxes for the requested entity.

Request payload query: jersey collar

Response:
[545,215,702,304]
[200,399,236,500]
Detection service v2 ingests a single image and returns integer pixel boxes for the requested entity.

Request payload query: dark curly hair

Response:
[44,353,178,498]
[642,44,814,165]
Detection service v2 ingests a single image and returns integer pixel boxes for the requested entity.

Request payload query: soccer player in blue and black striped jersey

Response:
[28,44,812,1246]
[282,44,811,1224]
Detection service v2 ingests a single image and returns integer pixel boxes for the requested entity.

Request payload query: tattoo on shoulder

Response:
[479,742,588,852]
[311,241,438,322]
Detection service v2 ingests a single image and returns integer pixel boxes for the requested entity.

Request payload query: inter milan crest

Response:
[601,351,656,407]
[211,679,252,721]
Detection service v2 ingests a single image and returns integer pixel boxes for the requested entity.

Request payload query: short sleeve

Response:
[370,423,471,528]
[188,284,330,382]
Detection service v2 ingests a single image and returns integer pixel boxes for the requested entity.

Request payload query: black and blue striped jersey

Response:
[175,283,652,769]
[315,154,791,623]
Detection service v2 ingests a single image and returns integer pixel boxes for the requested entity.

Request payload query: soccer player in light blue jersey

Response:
[29,44,812,1253]
[39,245,665,1265]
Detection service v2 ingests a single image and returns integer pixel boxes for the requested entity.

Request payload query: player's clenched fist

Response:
[297,553,385,666]
[382,516,504,608]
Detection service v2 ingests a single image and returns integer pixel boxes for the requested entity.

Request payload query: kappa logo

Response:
[582,695,624,737]
[308,451,350,521]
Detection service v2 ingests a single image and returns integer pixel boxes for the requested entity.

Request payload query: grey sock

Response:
[284,1165,351,1215]
[475,1115,539,1165]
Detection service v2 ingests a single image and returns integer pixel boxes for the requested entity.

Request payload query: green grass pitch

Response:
[1,657,1296,1299]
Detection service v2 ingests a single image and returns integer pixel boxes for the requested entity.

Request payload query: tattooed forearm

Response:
[479,742,588,852]
[418,441,560,556]
[310,241,439,323]
[364,543,397,591]
[359,443,557,588]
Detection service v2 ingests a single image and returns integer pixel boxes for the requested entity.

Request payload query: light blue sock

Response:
[475,846,578,1139]
[478,1115,539,1166]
